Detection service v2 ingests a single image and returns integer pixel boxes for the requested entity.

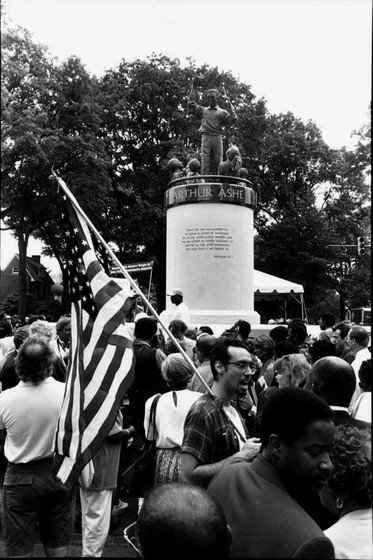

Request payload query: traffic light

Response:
[357,237,366,256]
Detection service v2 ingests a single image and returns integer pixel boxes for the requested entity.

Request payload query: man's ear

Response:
[268,434,284,458]
[214,360,225,375]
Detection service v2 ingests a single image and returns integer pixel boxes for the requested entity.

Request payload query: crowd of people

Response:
[0,303,371,557]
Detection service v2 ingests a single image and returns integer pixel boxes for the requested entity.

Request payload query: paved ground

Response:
[0,492,140,557]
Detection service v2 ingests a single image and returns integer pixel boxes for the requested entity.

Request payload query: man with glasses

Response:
[181,337,261,488]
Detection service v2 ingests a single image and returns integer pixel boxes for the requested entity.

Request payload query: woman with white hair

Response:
[274,353,311,388]
[257,353,311,418]
[144,354,203,485]
[28,320,66,382]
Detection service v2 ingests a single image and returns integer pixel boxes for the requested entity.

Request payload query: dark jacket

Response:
[208,455,335,558]
[128,341,167,437]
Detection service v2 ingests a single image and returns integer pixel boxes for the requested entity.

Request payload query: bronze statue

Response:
[188,82,237,175]
[185,158,204,184]
[218,145,242,177]
[167,157,185,181]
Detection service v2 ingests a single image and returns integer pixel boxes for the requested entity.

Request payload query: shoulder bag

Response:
[122,393,161,496]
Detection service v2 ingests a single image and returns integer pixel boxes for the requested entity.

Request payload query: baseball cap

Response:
[134,312,149,323]
[167,289,183,297]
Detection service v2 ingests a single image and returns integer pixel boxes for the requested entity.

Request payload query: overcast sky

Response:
[1,0,372,277]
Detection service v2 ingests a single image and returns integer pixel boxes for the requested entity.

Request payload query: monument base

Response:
[159,309,260,331]
[127,320,285,340]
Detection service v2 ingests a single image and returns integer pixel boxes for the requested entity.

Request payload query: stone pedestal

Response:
[162,177,260,328]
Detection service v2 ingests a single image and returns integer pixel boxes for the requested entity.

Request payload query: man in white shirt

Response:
[189,333,216,392]
[0,336,73,557]
[50,315,71,366]
[346,325,371,411]
[0,319,14,373]
[167,289,190,327]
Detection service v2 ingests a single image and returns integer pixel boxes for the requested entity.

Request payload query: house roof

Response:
[25,256,53,284]
[254,269,304,295]
[1,254,55,285]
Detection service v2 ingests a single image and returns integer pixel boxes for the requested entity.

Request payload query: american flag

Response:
[53,189,136,488]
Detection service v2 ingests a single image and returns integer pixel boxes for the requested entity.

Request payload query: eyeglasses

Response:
[226,361,252,372]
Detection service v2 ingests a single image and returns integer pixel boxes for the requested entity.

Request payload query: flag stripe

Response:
[84,348,134,422]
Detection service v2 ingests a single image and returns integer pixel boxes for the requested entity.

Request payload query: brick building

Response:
[0,254,54,301]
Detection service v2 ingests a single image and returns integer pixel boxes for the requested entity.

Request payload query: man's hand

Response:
[235,437,261,462]
[127,425,136,437]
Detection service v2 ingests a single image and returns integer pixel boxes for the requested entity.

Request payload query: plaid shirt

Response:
[181,393,248,465]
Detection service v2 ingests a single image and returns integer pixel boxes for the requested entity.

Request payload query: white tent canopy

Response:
[253,269,305,321]
[253,270,304,295]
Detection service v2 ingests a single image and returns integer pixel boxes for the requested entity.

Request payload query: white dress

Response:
[144,389,202,447]
[144,389,203,484]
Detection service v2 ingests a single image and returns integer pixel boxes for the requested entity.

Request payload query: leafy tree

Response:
[31,56,113,312]
[1,17,112,317]
[1,21,56,319]
[321,121,371,317]
[0,291,58,318]
[250,112,339,316]
[96,54,191,308]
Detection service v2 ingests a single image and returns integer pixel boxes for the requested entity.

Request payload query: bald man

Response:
[307,356,370,431]
[136,482,231,557]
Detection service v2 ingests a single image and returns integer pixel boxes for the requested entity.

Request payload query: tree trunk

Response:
[61,265,70,314]
[155,248,166,313]
[17,232,29,321]
[339,294,346,321]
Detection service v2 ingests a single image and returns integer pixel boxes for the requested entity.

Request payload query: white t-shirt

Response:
[0,337,14,356]
[224,405,247,450]
[0,377,65,463]
[144,389,202,448]
[0,337,15,374]
[173,302,191,327]
[349,347,371,411]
